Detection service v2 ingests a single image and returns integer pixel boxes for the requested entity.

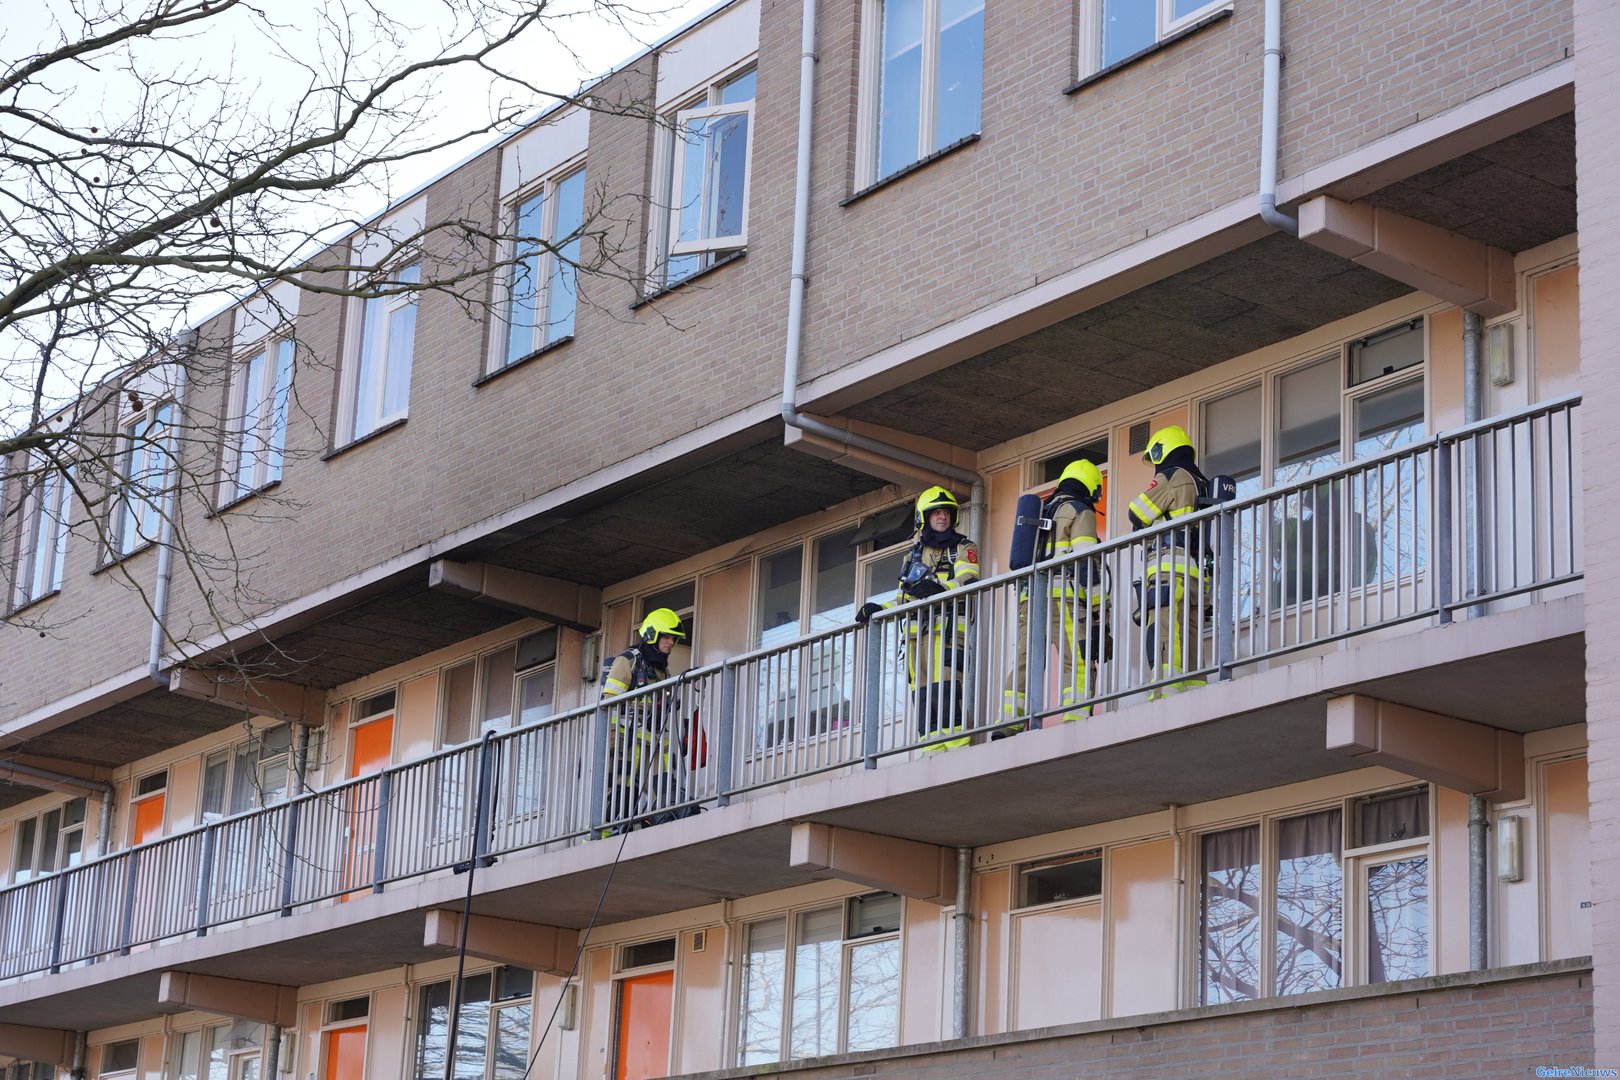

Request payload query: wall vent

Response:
[691,930,707,953]
[1128,421,1151,456]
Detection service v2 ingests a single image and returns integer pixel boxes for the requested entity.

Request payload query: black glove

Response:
[855,601,883,626]
[906,576,947,599]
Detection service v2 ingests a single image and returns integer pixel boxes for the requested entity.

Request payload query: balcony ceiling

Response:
[842,115,1576,453]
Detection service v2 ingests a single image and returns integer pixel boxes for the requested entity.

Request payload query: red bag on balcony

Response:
[682,708,708,769]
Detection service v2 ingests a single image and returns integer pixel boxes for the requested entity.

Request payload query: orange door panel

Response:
[131,794,165,845]
[615,971,674,1080]
[323,1024,367,1080]
[341,716,393,900]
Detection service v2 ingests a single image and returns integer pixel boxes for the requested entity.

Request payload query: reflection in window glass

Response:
[878,0,925,181]
[790,907,842,1059]
[757,547,804,649]
[811,528,859,632]
[1202,384,1263,497]
[1274,809,1343,995]
[844,936,900,1052]
[1353,379,1425,458]
[739,917,787,1065]
[1366,857,1429,983]
[1199,824,1260,1005]
[934,0,984,150]
[1101,0,1155,66]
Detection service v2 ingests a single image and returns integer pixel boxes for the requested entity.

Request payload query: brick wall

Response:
[682,962,1593,1080]
[1573,0,1620,1062]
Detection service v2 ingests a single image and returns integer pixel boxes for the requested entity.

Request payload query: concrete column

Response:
[1573,0,1620,1059]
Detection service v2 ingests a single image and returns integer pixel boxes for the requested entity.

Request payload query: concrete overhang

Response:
[156,972,298,1026]
[422,911,580,976]
[0,1023,72,1066]
[427,561,602,633]
[1326,694,1524,801]
[0,594,1582,1030]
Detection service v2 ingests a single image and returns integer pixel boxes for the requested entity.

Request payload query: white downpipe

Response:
[146,343,193,687]
[1259,0,1298,235]
[780,0,987,540]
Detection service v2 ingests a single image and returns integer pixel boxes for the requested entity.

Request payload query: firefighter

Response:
[855,487,981,750]
[1003,459,1107,732]
[599,607,685,830]
[1127,425,1211,698]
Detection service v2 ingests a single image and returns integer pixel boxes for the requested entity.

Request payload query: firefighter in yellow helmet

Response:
[855,487,981,750]
[1003,459,1108,732]
[1127,426,1211,698]
[598,608,688,831]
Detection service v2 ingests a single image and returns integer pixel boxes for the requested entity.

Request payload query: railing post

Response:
[1216,506,1236,679]
[1027,571,1049,723]
[280,799,302,916]
[716,664,737,806]
[862,626,883,769]
[589,705,610,833]
[194,828,216,938]
[371,771,393,893]
[472,730,498,866]
[47,872,70,973]
[119,848,141,956]
[1436,440,1454,625]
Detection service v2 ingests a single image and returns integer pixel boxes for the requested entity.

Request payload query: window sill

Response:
[1064,8,1233,96]
[322,417,407,462]
[632,250,747,310]
[212,479,284,517]
[474,335,575,388]
[94,541,156,575]
[841,134,981,208]
[6,588,63,620]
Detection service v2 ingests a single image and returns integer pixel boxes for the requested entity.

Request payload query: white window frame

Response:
[494,160,587,372]
[200,723,307,823]
[1190,784,1434,1004]
[650,63,756,290]
[8,450,72,608]
[338,261,420,444]
[855,0,985,188]
[10,796,88,883]
[111,395,177,558]
[1079,0,1231,77]
[222,335,294,505]
[413,966,533,1080]
[97,1039,140,1080]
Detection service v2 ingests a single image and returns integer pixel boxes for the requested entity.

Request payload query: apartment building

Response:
[0,0,1611,1075]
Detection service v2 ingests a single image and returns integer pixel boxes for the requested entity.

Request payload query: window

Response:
[1090,0,1228,72]
[200,723,310,821]
[111,397,176,556]
[622,937,678,969]
[130,769,168,845]
[737,893,901,1065]
[441,631,558,747]
[1196,789,1429,1005]
[344,263,420,442]
[11,797,87,883]
[99,1040,139,1079]
[7,451,72,608]
[223,337,294,503]
[498,166,586,370]
[414,968,532,1080]
[1017,851,1103,908]
[3,1063,53,1080]
[657,68,755,288]
[172,1021,264,1080]
[861,0,983,185]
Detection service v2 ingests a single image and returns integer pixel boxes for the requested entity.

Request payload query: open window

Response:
[655,67,755,289]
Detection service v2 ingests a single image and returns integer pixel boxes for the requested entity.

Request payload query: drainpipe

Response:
[1168,804,1184,1007]
[147,336,195,687]
[1462,308,1490,970]
[952,846,972,1039]
[71,1031,87,1080]
[780,0,987,539]
[1258,0,1298,235]
[0,760,117,856]
[263,1025,282,1079]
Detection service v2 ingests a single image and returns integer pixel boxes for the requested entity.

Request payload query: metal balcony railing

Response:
[0,395,1581,981]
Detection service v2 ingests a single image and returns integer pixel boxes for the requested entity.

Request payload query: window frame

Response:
[1190,784,1433,1005]
[110,395,178,558]
[649,63,757,291]
[412,966,533,1080]
[338,261,421,445]
[221,334,295,505]
[10,796,88,883]
[494,160,588,373]
[200,723,308,823]
[98,1039,140,1080]
[7,449,73,608]
[1079,0,1232,77]
[855,0,985,188]
[733,892,904,1066]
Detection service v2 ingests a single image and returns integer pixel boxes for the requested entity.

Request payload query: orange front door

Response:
[341,716,393,900]
[614,971,674,1080]
[131,794,165,844]
[323,1024,367,1080]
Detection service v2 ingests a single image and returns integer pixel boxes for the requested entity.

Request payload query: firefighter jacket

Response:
[1128,466,1202,533]
[600,644,670,700]
[1048,498,1100,556]
[884,531,981,609]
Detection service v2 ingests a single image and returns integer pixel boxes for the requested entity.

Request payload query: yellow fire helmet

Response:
[1058,459,1104,503]
[913,486,960,530]
[1143,425,1195,467]
[639,607,687,644]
